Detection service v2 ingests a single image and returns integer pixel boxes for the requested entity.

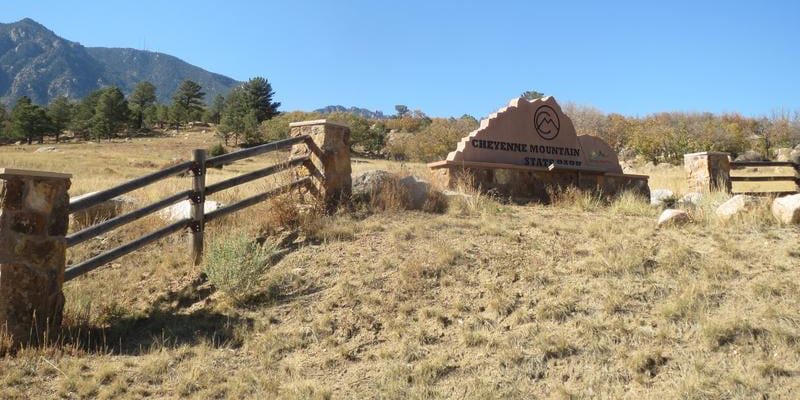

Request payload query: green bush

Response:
[208,142,227,157]
[204,233,275,302]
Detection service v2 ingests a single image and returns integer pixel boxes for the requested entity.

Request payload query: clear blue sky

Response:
[4,1,799,118]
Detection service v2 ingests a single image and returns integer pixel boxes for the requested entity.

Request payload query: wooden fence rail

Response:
[63,134,314,282]
[730,160,800,195]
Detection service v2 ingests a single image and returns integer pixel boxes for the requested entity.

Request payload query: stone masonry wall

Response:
[289,120,352,211]
[684,152,731,192]
[0,170,70,348]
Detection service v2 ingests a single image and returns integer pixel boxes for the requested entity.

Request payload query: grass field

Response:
[1,131,799,399]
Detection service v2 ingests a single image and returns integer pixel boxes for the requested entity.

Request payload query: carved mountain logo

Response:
[534,105,560,140]
[590,150,609,160]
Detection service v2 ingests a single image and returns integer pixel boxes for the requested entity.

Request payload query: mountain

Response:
[315,105,388,120]
[0,18,240,105]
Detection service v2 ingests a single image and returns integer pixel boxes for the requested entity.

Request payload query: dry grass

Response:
[1,134,799,398]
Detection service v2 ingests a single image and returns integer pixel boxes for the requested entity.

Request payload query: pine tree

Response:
[47,96,73,143]
[70,89,105,137]
[92,87,129,141]
[171,79,205,126]
[243,77,280,122]
[205,94,225,125]
[129,81,158,130]
[10,96,52,144]
[0,103,6,139]
[521,91,545,101]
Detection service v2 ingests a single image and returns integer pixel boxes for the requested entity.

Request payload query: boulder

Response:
[679,192,703,208]
[70,191,138,227]
[715,195,761,221]
[650,189,675,207]
[399,176,432,210]
[790,149,800,164]
[657,209,690,227]
[771,194,800,225]
[352,170,398,201]
[158,200,222,222]
[774,148,794,162]
[35,146,58,153]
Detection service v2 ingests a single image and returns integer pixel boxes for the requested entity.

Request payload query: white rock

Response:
[650,189,675,207]
[716,195,760,221]
[70,191,138,226]
[771,194,800,225]
[399,175,432,210]
[657,209,690,227]
[35,146,57,153]
[679,192,703,207]
[158,200,222,222]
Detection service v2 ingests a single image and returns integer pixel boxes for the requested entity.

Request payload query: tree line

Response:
[2,84,797,164]
[0,77,280,145]
[562,102,800,163]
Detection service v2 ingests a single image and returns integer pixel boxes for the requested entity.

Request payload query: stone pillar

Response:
[290,120,352,211]
[684,152,731,193]
[0,168,71,348]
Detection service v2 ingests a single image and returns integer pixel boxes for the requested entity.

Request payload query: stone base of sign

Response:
[289,120,352,211]
[429,162,649,202]
[0,169,71,349]
[684,152,731,192]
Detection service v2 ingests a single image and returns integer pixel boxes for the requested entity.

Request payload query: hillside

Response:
[0,18,240,105]
[0,133,798,398]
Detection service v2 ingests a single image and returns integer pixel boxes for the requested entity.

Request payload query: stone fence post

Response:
[289,120,352,211]
[0,168,71,348]
[684,152,731,193]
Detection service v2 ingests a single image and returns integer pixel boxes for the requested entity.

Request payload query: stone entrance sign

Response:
[429,97,649,201]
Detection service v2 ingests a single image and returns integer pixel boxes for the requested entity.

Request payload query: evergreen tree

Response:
[92,87,129,141]
[70,88,105,137]
[218,87,249,145]
[10,96,52,144]
[395,105,409,118]
[521,91,545,100]
[217,77,281,145]
[205,94,225,125]
[47,96,73,143]
[171,79,205,126]
[243,77,280,122]
[0,103,6,139]
[129,81,158,130]
[154,104,170,129]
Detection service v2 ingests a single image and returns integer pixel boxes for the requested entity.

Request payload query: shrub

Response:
[208,142,227,157]
[204,233,276,302]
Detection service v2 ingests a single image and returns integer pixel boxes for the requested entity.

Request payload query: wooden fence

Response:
[730,161,800,195]
[63,135,315,282]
